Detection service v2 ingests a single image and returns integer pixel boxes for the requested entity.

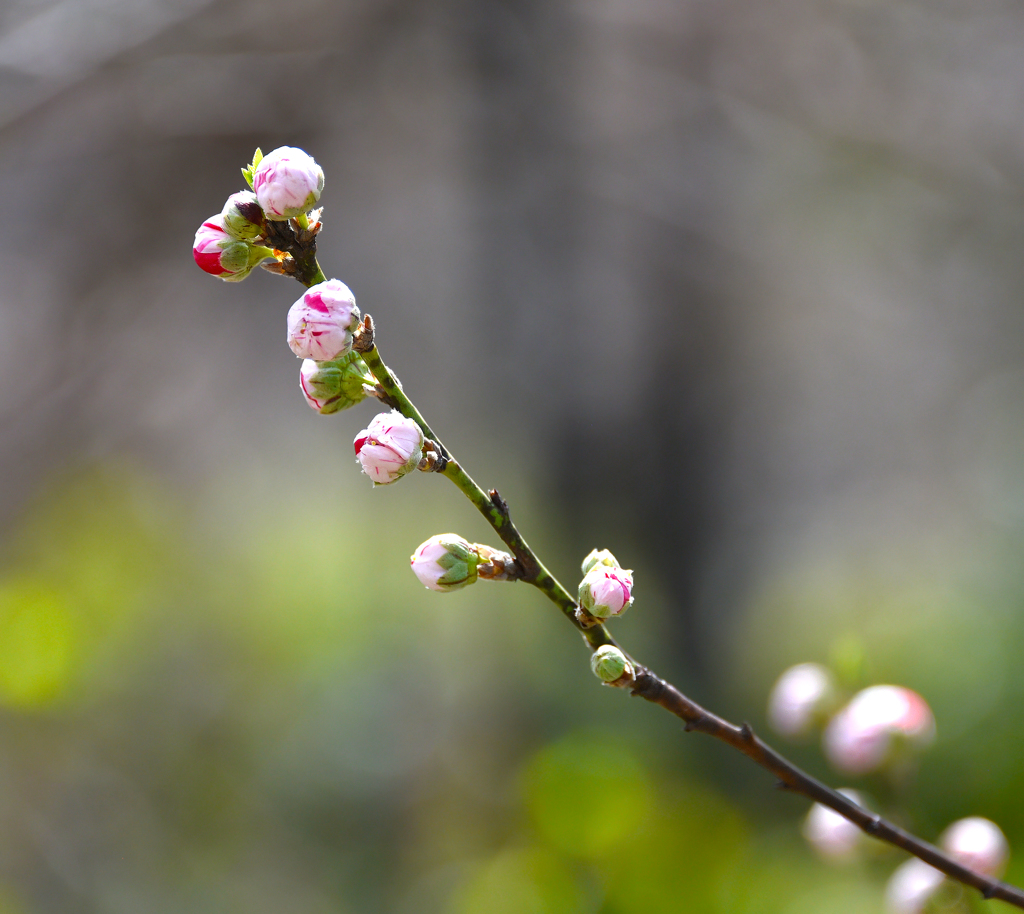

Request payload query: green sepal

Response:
[434,542,479,590]
[581,548,619,575]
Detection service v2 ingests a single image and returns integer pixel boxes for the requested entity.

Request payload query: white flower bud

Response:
[767,663,837,738]
[410,534,480,592]
[578,565,633,621]
[252,146,324,220]
[286,279,360,361]
[802,789,865,862]
[940,817,1009,878]
[353,410,424,485]
[823,685,935,776]
[884,858,945,914]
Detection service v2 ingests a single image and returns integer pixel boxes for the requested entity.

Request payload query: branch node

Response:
[864,816,882,835]
[739,722,756,743]
[475,545,525,582]
[353,314,376,353]
[489,489,509,515]
[417,439,448,473]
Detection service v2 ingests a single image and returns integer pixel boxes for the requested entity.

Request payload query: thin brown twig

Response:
[628,666,1024,908]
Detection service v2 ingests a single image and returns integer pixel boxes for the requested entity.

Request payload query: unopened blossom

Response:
[353,410,424,485]
[581,548,619,575]
[220,190,265,241]
[768,662,837,738]
[802,789,865,862]
[192,214,271,281]
[590,645,634,686]
[940,817,1008,878]
[299,352,373,414]
[823,685,935,776]
[252,146,324,220]
[884,858,945,914]
[578,565,634,621]
[410,534,480,592]
[286,279,360,361]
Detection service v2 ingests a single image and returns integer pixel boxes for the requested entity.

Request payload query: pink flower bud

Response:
[884,858,945,914]
[823,685,935,776]
[940,817,1008,878]
[252,146,324,220]
[193,214,271,281]
[578,565,634,620]
[767,663,837,738]
[802,789,865,862]
[410,534,480,592]
[353,410,424,485]
[286,279,361,360]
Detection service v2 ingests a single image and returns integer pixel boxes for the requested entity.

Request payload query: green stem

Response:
[358,337,614,651]
[358,346,443,445]
[307,263,328,286]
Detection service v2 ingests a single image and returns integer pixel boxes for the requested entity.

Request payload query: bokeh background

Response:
[1,0,1023,911]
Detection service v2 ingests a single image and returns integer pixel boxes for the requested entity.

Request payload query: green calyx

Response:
[221,191,265,241]
[590,645,632,685]
[220,243,274,282]
[304,352,374,413]
[581,548,619,575]
[434,540,480,591]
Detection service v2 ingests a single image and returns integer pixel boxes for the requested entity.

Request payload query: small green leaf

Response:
[241,148,263,189]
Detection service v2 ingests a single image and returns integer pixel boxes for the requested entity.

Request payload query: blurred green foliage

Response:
[0,459,1019,913]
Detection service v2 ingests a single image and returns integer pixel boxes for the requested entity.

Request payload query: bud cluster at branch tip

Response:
[194,146,328,285]
[286,279,361,361]
[299,351,374,414]
[590,645,634,687]
[576,548,633,627]
[354,410,424,485]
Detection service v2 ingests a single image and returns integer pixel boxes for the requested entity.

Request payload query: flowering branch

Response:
[195,145,1024,911]
[356,322,1024,910]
